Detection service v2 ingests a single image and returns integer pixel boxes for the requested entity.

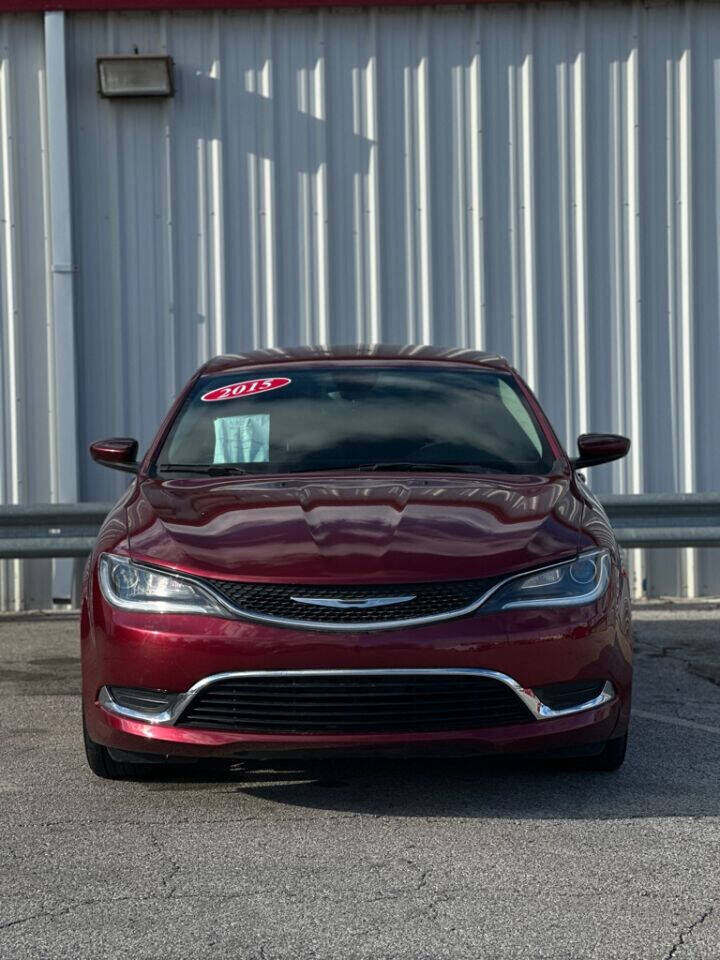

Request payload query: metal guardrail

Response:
[0,494,719,559]
[0,503,112,559]
[602,494,720,548]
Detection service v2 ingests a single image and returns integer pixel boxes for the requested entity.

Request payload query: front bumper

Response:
[82,569,632,760]
[94,670,618,760]
[98,669,616,725]
[94,691,621,760]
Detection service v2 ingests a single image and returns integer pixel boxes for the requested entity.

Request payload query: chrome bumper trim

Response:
[98,670,616,728]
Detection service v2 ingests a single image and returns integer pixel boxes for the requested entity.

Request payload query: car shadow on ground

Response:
[132,613,720,820]
[136,712,720,821]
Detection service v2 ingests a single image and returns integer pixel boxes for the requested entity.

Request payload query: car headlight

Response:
[483,549,611,611]
[99,554,227,616]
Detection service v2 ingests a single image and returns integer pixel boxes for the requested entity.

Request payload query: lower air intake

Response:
[176,672,534,734]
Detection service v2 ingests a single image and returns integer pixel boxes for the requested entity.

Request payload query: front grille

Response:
[176,673,535,733]
[203,577,500,626]
[533,679,605,710]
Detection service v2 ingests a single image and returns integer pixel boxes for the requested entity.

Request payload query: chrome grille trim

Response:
[201,578,497,631]
[98,670,615,727]
[124,549,609,632]
[289,594,418,610]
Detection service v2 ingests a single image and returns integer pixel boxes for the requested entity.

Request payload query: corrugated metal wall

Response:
[2,1,720,607]
[0,15,54,609]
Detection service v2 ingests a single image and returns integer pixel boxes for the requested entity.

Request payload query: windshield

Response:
[154,364,554,476]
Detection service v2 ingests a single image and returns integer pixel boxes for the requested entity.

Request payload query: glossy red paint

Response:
[82,346,633,769]
[126,473,586,583]
[574,433,632,469]
[89,437,139,472]
[83,575,631,757]
[97,703,621,761]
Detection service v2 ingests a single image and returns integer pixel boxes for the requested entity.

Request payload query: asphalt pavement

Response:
[1,605,719,960]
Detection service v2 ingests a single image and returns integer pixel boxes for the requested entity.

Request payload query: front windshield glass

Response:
[154,364,554,476]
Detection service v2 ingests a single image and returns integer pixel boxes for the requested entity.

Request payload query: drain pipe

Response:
[44,11,80,602]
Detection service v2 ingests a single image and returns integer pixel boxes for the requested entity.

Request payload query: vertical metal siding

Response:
[2,2,720,605]
[0,15,53,609]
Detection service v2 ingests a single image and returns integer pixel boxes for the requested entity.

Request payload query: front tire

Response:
[580,732,628,772]
[83,714,147,780]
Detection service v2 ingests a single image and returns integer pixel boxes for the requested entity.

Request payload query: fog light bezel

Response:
[101,685,179,724]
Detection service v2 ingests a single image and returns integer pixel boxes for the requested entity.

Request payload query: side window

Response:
[498,379,544,456]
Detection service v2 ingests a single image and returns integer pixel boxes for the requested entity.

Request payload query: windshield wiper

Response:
[157,464,248,476]
[358,462,486,474]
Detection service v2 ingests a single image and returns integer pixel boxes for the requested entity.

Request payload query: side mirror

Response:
[90,437,139,474]
[571,433,630,470]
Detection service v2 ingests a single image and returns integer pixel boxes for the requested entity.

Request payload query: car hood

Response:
[125,473,584,583]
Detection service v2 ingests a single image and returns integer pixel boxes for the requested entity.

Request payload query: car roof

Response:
[203,344,511,375]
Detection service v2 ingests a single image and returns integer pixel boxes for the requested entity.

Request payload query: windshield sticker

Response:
[201,377,291,402]
[214,415,270,462]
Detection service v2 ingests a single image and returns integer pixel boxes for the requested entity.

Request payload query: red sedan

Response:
[81,345,632,779]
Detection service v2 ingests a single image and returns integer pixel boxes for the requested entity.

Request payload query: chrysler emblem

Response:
[290,594,417,610]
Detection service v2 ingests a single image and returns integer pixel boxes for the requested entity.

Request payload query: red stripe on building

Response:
[0,0,550,11]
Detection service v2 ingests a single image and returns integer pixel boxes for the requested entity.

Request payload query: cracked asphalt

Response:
[1,606,719,960]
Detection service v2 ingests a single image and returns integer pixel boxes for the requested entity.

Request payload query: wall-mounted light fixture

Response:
[97,55,174,98]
